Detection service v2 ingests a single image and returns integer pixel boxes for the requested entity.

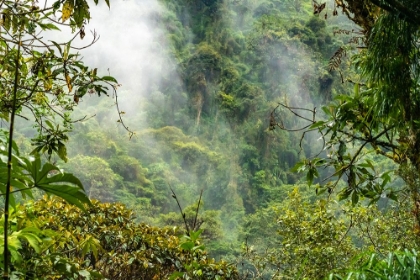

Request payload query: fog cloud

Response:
[75,0,179,125]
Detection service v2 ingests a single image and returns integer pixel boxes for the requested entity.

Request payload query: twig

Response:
[111,82,134,139]
[337,214,353,245]
[168,183,190,235]
[193,189,203,231]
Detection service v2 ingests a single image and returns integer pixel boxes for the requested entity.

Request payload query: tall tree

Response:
[272,0,420,226]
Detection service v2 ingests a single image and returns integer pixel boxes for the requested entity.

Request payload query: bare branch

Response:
[168,183,190,235]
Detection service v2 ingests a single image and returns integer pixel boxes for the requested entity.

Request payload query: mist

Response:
[61,0,348,256]
[72,0,180,129]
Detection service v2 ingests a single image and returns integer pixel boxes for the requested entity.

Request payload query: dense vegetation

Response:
[0,0,419,278]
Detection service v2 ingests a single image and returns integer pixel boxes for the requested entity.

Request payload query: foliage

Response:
[65,155,120,202]
[0,0,122,160]
[331,250,420,280]
[272,0,420,226]
[0,129,90,211]
[41,0,351,266]
[3,0,409,278]
[241,186,420,279]
[158,202,223,242]
[0,0,129,277]
[5,197,239,279]
[241,188,356,279]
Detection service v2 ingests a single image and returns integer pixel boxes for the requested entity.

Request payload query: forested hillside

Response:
[1,0,420,278]
[58,0,348,257]
[66,0,346,233]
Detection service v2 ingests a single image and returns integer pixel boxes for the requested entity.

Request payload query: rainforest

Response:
[0,0,419,279]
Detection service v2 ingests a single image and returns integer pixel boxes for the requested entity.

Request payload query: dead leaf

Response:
[62,0,73,22]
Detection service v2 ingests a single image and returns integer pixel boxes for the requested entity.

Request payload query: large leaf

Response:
[17,231,42,253]
[0,148,32,207]
[23,157,91,210]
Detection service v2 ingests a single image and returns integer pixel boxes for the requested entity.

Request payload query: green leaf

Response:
[339,188,352,201]
[189,229,203,242]
[50,41,63,56]
[101,75,117,83]
[291,161,306,173]
[18,231,42,253]
[81,235,101,259]
[169,272,184,280]
[22,156,90,210]
[309,121,326,129]
[338,141,346,158]
[57,142,68,162]
[351,191,359,205]
[388,192,398,201]
[306,166,318,186]
[180,241,194,251]
[38,22,61,31]
[38,184,90,210]
[78,270,91,278]
[307,170,314,186]
[354,83,359,98]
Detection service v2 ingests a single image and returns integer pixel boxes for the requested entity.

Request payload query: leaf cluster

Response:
[3,197,239,279]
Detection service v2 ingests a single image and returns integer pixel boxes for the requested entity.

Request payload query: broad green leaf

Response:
[189,229,203,242]
[291,161,306,173]
[57,141,68,162]
[37,184,90,210]
[44,173,84,189]
[18,232,42,253]
[22,156,90,210]
[180,241,194,251]
[309,121,326,129]
[351,191,359,205]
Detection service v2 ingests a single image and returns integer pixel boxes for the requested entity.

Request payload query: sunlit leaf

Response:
[18,231,42,253]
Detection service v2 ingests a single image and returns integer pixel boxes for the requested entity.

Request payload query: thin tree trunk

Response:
[4,36,22,280]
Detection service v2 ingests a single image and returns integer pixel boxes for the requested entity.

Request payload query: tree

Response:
[66,155,120,201]
[267,1,420,276]
[0,0,129,278]
[331,249,420,279]
[240,186,419,279]
[240,188,357,279]
[3,196,239,279]
[272,0,420,227]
